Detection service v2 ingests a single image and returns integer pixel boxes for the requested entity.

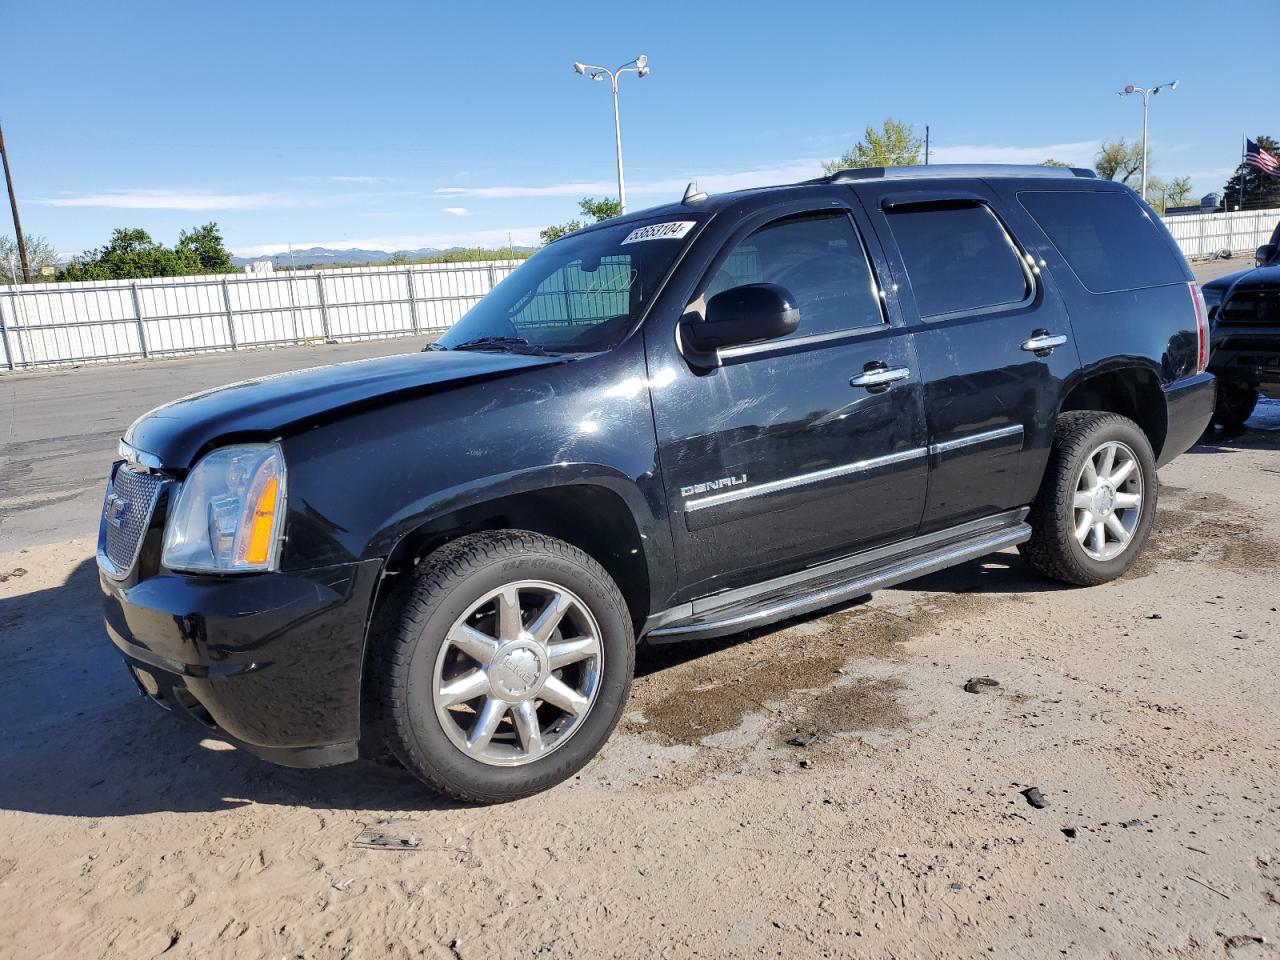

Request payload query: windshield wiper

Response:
[449,336,548,355]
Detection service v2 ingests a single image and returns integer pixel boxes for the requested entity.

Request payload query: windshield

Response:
[436,217,699,353]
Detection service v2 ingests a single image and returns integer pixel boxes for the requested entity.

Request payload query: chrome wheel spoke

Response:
[1097,444,1117,480]
[1114,492,1141,509]
[467,696,507,752]
[1105,512,1130,545]
[1109,458,1136,487]
[439,669,490,707]
[1081,457,1099,487]
[1073,491,1095,511]
[527,592,570,646]
[448,623,499,663]
[1091,521,1107,555]
[496,586,524,641]
[548,634,599,669]
[540,676,589,716]
[511,700,544,757]
[1075,511,1094,543]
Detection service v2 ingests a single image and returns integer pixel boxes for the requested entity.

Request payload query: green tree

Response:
[823,118,923,173]
[1041,159,1072,168]
[0,233,59,283]
[62,228,184,281]
[540,196,621,245]
[1166,176,1193,208]
[1094,139,1145,187]
[1222,135,1280,211]
[175,222,235,274]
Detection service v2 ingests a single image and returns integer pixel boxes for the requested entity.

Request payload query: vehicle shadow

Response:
[0,557,470,818]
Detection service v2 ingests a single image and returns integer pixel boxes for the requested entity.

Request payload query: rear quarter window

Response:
[1019,190,1185,294]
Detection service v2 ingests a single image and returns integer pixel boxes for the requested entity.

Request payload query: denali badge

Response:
[681,474,748,498]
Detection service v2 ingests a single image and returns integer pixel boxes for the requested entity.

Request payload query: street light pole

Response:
[573,56,651,215]
[1118,80,1178,202]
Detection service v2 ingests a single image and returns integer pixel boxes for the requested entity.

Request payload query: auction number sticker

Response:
[620,221,696,244]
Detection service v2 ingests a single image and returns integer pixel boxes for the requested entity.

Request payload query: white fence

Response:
[1162,205,1279,259]
[3,205,1279,371]
[0,260,522,370]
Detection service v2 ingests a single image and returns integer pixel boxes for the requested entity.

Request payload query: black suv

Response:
[99,165,1214,802]
[1202,220,1280,429]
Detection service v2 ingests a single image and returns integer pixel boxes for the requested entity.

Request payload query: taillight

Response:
[1189,281,1209,374]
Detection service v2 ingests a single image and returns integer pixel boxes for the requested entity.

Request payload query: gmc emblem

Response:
[104,492,131,529]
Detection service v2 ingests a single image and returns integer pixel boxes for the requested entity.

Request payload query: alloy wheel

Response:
[1073,440,1144,561]
[432,580,603,767]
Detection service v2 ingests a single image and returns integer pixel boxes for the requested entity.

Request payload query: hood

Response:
[1202,262,1280,293]
[125,348,564,468]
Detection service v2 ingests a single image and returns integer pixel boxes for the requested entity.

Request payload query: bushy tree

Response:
[0,233,59,282]
[1222,135,1280,211]
[1094,139,1145,187]
[61,223,236,280]
[1041,159,1072,168]
[823,118,922,173]
[540,196,622,245]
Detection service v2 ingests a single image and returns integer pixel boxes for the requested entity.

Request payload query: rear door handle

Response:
[1021,332,1068,354]
[849,366,911,388]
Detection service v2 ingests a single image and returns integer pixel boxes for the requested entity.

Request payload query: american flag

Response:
[1245,138,1279,176]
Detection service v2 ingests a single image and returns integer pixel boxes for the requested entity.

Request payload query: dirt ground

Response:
[1,270,1278,959]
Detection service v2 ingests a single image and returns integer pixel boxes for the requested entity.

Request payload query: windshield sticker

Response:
[620,221,696,245]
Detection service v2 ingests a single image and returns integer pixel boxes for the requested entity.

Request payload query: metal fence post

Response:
[315,274,332,340]
[405,268,420,334]
[220,279,238,349]
[487,262,498,292]
[0,292,17,370]
[129,282,149,358]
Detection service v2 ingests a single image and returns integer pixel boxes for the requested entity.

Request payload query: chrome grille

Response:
[101,465,165,577]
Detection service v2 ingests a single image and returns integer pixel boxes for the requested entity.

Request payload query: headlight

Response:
[162,443,286,573]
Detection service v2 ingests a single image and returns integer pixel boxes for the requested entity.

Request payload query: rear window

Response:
[1019,190,1185,293]
[885,203,1030,318]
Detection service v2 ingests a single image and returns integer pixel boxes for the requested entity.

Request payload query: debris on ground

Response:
[1061,827,1078,839]
[1145,613,1163,620]
[787,733,817,748]
[352,819,427,851]
[1119,819,1146,829]
[0,568,26,583]
[331,877,354,892]
[963,677,1000,694]
[1021,787,1049,809]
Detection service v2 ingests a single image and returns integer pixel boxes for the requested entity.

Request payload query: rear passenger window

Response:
[886,203,1031,318]
[705,212,884,339]
[1019,190,1185,293]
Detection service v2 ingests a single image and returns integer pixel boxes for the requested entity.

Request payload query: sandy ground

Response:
[1,268,1279,960]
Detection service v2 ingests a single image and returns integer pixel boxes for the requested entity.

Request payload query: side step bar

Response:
[645,518,1031,643]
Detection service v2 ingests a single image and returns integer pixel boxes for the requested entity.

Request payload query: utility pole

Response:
[0,121,32,283]
[924,125,930,166]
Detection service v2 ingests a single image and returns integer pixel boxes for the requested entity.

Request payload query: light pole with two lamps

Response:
[1117,80,1178,202]
[572,55,650,215]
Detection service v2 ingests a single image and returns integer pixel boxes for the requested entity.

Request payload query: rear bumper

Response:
[1158,372,1215,466]
[101,558,383,767]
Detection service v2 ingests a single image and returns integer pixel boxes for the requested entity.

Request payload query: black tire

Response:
[1213,384,1259,432]
[1021,411,1158,586]
[370,530,634,803]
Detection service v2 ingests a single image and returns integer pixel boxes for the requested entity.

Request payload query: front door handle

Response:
[1021,331,1068,355]
[850,366,911,389]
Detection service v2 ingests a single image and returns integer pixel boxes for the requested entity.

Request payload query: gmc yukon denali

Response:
[99,164,1216,802]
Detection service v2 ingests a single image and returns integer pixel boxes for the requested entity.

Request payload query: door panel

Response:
[854,183,1079,533]
[645,205,928,602]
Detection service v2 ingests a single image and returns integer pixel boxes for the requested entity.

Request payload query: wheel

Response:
[1022,412,1158,586]
[371,530,634,803]
[1213,384,1259,432]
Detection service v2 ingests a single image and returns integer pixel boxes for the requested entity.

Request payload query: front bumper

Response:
[1158,372,1216,466]
[101,558,383,767]
[1209,329,1280,396]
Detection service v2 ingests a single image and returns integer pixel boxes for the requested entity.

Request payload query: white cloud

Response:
[35,189,339,211]
[441,206,468,216]
[232,226,544,258]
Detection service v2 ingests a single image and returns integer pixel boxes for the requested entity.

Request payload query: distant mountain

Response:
[230,245,533,269]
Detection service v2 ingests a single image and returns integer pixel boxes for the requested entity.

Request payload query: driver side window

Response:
[706,211,885,339]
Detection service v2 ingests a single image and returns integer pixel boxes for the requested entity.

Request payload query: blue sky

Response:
[5,0,1274,257]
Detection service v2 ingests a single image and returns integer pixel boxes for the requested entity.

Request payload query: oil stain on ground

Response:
[1135,485,1280,575]
[630,592,1021,746]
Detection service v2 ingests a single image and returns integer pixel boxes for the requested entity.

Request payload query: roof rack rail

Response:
[809,163,1097,184]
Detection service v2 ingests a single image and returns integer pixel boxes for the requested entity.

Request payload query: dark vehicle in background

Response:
[98,165,1215,803]
[1201,221,1280,429]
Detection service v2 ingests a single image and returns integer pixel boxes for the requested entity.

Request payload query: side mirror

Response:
[1256,244,1277,268]
[683,283,800,355]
